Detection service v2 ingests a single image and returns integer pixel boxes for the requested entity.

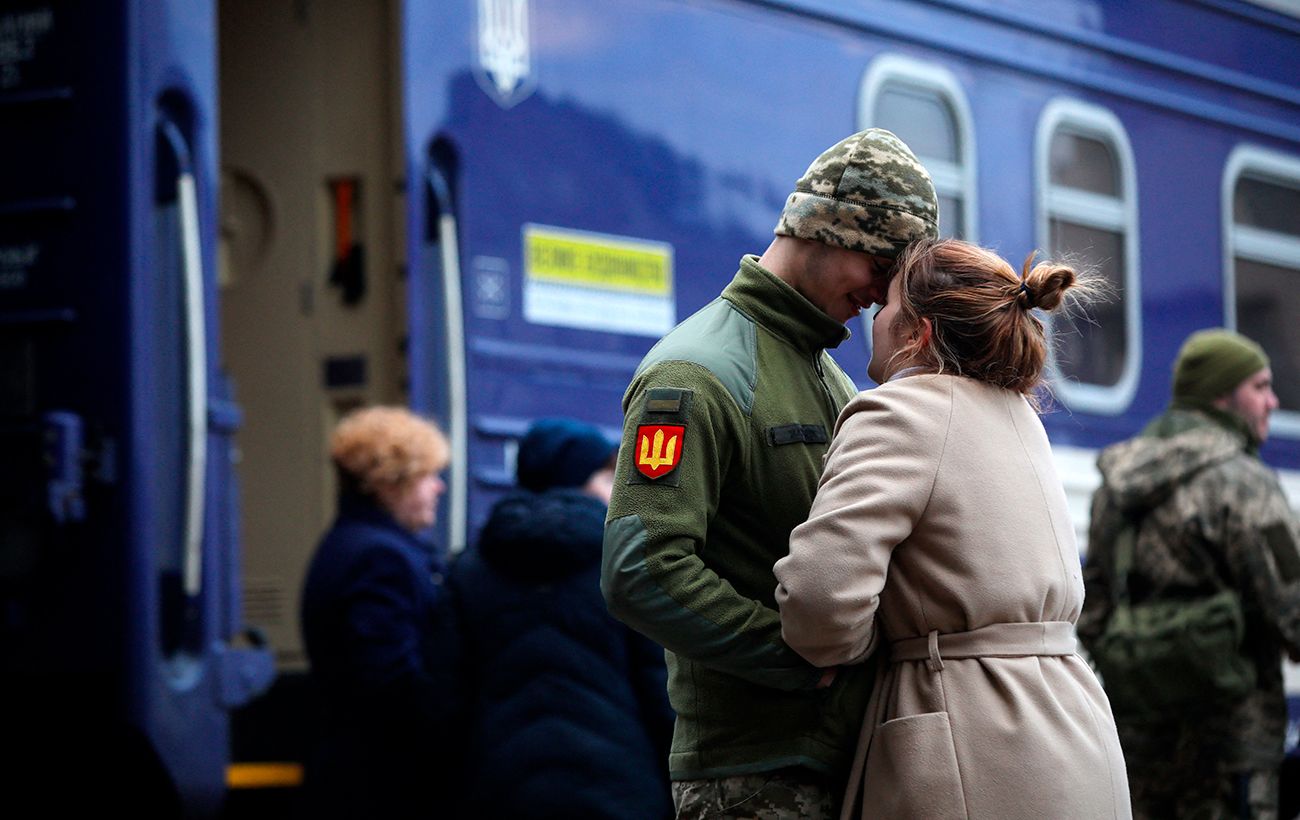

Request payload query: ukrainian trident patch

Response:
[635,424,684,480]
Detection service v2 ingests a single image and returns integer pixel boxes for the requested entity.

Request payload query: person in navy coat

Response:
[451,418,675,819]
[300,406,460,819]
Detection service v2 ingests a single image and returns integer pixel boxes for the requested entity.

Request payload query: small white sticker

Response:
[471,255,511,319]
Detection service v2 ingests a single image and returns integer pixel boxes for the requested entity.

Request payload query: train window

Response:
[1050,133,1119,196]
[875,88,959,165]
[860,55,977,241]
[1224,147,1300,434]
[1036,99,1140,414]
[1234,176,1300,234]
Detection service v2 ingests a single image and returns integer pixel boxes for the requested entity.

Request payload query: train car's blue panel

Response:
[0,1,269,813]
[1,0,144,805]
[406,0,905,546]
[134,2,274,809]
[760,0,1300,469]
[405,0,1300,551]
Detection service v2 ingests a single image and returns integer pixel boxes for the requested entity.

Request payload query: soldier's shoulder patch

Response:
[634,423,685,480]
[628,387,693,486]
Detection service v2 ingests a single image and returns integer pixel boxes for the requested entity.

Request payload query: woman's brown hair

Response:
[883,238,1104,404]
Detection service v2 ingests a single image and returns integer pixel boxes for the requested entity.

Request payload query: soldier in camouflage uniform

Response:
[1078,329,1300,820]
[602,129,938,819]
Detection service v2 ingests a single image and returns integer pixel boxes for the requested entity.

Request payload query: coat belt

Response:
[838,621,1078,820]
[890,621,1077,673]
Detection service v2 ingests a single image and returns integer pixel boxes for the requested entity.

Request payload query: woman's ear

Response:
[913,317,933,348]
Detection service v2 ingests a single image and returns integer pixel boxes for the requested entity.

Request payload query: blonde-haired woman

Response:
[774,239,1131,819]
[300,406,460,819]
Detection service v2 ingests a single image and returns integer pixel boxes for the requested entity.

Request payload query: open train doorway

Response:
[216,0,407,801]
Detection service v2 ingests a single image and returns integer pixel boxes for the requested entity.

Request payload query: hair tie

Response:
[1018,280,1034,307]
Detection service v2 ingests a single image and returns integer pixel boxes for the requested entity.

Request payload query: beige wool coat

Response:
[775,374,1130,820]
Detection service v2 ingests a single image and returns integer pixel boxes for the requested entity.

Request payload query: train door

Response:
[402,0,672,549]
[217,1,407,675]
[0,0,271,814]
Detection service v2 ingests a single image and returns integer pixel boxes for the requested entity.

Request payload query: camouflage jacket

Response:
[1078,407,1300,769]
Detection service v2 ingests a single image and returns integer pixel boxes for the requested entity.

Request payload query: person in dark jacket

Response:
[300,406,460,819]
[452,417,675,819]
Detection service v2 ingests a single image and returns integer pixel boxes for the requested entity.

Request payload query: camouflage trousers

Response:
[1129,767,1278,820]
[1117,717,1285,819]
[671,769,835,819]
[1122,722,1280,820]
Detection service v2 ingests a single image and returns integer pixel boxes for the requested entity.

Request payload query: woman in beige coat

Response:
[775,239,1130,819]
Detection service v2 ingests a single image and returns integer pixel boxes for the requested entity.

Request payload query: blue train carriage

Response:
[407,1,1300,545]
[403,0,1300,759]
[0,0,273,814]
[406,0,1300,541]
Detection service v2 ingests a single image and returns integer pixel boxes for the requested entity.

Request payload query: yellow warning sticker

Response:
[522,224,675,336]
[524,225,672,296]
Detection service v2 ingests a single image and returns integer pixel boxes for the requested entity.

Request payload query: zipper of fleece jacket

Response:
[812,353,840,420]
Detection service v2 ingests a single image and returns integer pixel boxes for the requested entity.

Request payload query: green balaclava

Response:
[1171,328,1269,410]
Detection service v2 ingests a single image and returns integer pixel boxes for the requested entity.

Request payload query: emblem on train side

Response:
[635,424,684,480]
[475,0,536,109]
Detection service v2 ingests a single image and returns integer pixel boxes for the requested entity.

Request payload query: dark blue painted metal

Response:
[42,410,85,524]
[402,0,1299,533]
[0,1,269,812]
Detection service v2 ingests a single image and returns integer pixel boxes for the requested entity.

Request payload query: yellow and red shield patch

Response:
[635,424,684,479]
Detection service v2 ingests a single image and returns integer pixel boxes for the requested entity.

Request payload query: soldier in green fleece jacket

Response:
[601,129,940,819]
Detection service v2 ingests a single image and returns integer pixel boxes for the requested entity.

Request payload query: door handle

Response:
[159,119,208,598]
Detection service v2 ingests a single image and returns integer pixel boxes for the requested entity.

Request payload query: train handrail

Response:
[426,165,468,554]
[159,119,208,598]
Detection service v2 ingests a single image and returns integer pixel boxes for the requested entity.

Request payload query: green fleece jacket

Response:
[601,256,874,781]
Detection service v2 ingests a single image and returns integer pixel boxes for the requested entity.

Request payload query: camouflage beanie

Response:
[775,128,939,259]
[1172,329,1269,408]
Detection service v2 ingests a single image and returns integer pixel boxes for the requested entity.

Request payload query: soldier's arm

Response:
[1217,472,1300,657]
[601,362,822,691]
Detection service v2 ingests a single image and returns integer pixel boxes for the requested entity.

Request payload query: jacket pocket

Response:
[863,711,966,820]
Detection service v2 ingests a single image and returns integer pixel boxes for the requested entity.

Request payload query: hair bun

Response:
[1020,254,1077,312]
